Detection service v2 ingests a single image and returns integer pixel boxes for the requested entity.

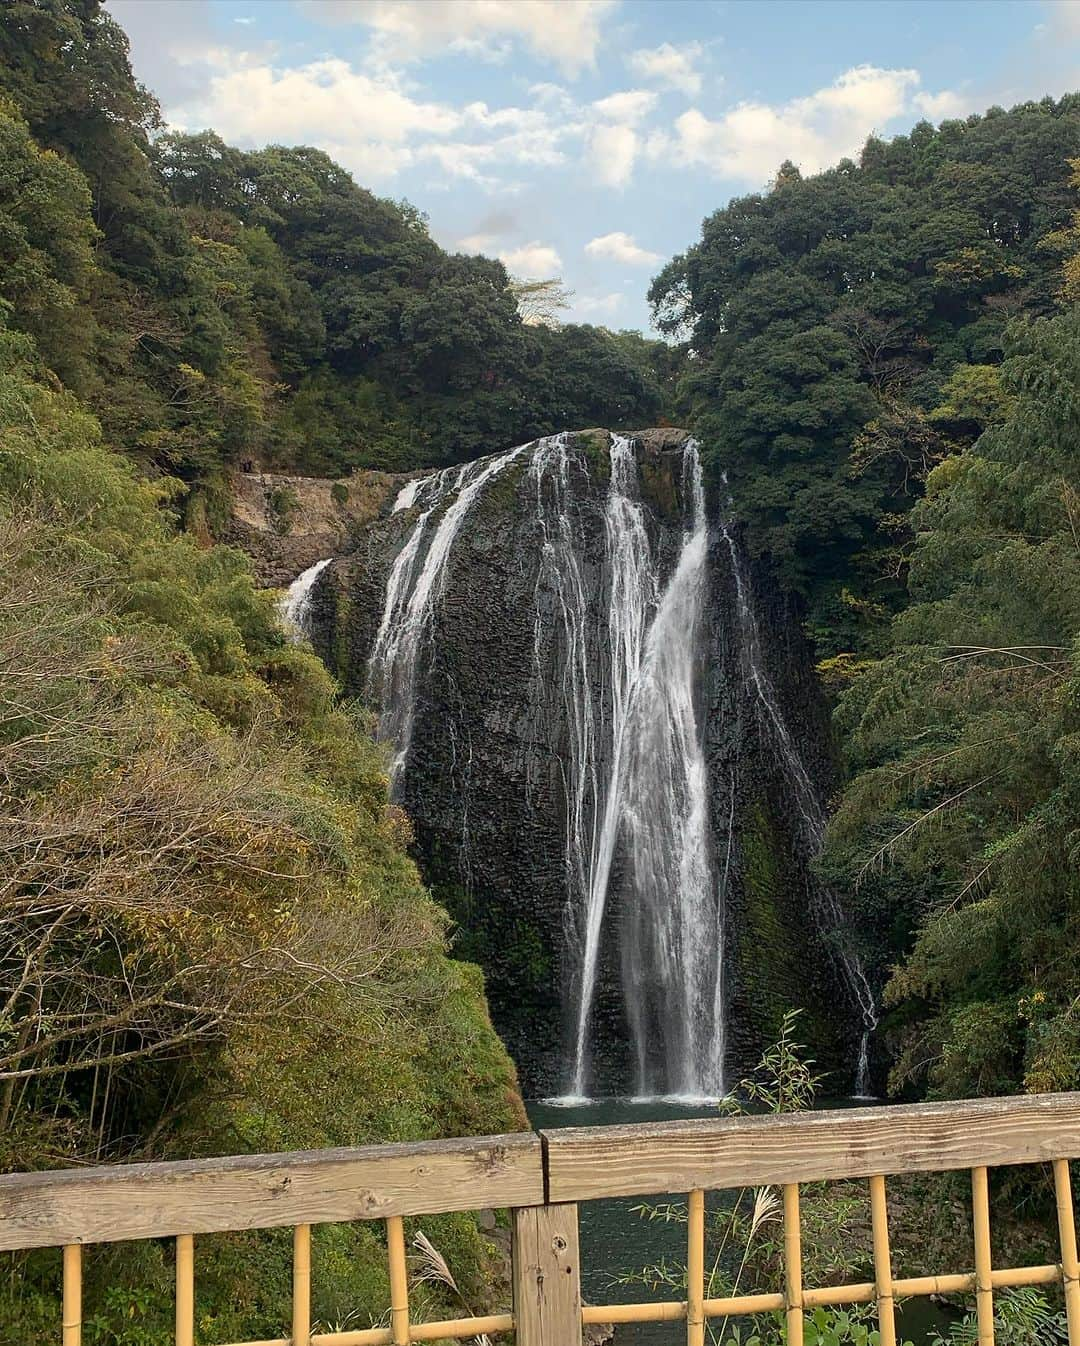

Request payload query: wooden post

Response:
[512,1203,582,1346]
[386,1216,409,1346]
[62,1243,81,1346]
[972,1167,995,1346]
[783,1184,804,1346]
[687,1189,705,1346]
[293,1224,311,1346]
[869,1175,897,1346]
[176,1233,194,1346]
[1054,1159,1080,1346]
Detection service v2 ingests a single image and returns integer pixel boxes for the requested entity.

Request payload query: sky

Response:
[106,0,1080,332]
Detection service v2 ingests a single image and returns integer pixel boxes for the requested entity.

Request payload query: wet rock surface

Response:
[304,431,860,1096]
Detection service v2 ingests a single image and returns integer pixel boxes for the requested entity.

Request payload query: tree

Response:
[652,95,1080,650]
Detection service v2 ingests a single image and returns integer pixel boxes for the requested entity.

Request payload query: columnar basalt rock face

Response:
[305,431,860,1097]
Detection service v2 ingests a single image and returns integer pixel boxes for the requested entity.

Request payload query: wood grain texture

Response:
[543,1094,1080,1202]
[0,1132,542,1250]
[512,1202,582,1346]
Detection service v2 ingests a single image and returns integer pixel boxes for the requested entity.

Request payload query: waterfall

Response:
[717,502,878,1095]
[527,433,603,991]
[616,442,723,1100]
[369,432,725,1100]
[281,557,332,637]
[566,434,658,1098]
[367,443,529,794]
[564,438,722,1101]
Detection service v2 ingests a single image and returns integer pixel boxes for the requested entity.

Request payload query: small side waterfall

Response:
[281,557,332,637]
[717,505,878,1095]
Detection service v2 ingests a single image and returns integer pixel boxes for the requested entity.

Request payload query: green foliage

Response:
[267,484,300,535]
[624,1016,912,1346]
[823,304,1080,1099]
[0,308,522,1336]
[930,1288,1068,1345]
[0,2,675,506]
[652,98,1080,649]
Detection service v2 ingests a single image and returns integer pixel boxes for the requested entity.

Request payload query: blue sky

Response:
[107,0,1080,332]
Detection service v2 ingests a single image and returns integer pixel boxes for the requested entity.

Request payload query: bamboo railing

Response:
[3,1093,1080,1345]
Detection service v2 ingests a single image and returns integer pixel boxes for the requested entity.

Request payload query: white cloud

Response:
[457,231,500,253]
[587,122,641,189]
[628,41,704,97]
[168,54,581,186]
[170,57,460,175]
[592,89,657,124]
[913,89,973,120]
[1045,0,1080,36]
[298,0,618,77]
[581,89,656,189]
[585,231,661,265]
[671,64,921,182]
[499,240,563,276]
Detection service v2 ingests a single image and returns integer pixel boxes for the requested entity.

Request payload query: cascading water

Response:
[281,557,333,637]
[370,432,726,1100]
[616,442,723,1100]
[566,433,658,1098]
[717,495,878,1095]
[367,444,527,794]
[364,431,866,1100]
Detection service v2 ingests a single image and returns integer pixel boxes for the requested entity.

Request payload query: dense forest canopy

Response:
[651,96,1080,652]
[0,0,674,513]
[0,2,540,1337]
[654,96,1080,1103]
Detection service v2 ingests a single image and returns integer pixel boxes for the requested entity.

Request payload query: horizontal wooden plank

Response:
[0,1132,543,1250]
[542,1093,1080,1203]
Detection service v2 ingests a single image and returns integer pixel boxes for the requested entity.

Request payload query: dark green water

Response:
[527,1096,956,1345]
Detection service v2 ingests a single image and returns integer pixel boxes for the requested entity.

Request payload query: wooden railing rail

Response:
[2,1093,1080,1345]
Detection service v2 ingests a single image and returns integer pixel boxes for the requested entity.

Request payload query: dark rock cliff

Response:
[305,430,860,1096]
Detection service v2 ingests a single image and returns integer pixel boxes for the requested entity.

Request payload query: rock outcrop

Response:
[296,431,865,1098]
[226,469,412,587]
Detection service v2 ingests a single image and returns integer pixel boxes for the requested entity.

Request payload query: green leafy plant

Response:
[930,1288,1068,1345]
[619,1012,914,1345]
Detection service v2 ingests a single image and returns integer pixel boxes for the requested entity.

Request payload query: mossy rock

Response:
[639,458,679,522]
[569,428,611,484]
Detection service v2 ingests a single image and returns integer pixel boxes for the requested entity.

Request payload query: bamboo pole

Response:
[176,1233,195,1346]
[972,1166,994,1346]
[783,1183,804,1346]
[62,1243,82,1346]
[870,1175,897,1346]
[293,1224,311,1346]
[1054,1159,1080,1346]
[687,1188,706,1346]
[385,1216,409,1346]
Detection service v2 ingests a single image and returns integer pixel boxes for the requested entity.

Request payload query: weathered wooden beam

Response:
[512,1202,582,1346]
[542,1094,1080,1202]
[0,1132,543,1250]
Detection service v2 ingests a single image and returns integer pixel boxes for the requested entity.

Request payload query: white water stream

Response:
[717,492,878,1096]
[280,557,333,637]
[365,434,871,1099]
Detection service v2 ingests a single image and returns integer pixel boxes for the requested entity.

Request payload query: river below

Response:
[527,1096,958,1345]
